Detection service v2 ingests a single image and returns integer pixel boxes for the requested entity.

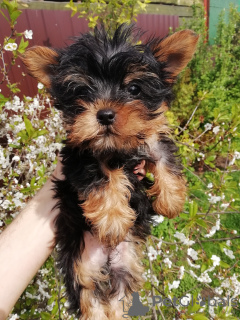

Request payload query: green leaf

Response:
[9,8,21,23]
[24,115,34,138]
[145,171,154,182]
[2,0,21,24]
[179,213,191,220]
[0,93,9,107]
[201,263,208,273]
[188,294,201,313]
[32,129,48,139]
[0,9,10,22]
[51,301,58,315]
[17,130,28,143]
[30,176,36,188]
[40,312,51,320]
[17,36,29,54]
[195,219,208,229]
[189,201,198,218]
[193,314,209,320]
[220,261,230,268]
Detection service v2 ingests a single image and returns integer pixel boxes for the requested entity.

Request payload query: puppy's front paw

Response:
[147,162,186,218]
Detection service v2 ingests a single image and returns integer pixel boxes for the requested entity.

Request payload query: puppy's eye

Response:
[128,85,141,96]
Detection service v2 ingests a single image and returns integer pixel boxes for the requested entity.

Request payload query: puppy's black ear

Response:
[151,30,199,83]
[21,46,58,88]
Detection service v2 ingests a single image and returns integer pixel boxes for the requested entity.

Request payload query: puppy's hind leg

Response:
[74,232,110,320]
[107,233,145,319]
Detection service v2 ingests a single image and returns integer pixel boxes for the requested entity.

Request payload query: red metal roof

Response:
[0,9,179,97]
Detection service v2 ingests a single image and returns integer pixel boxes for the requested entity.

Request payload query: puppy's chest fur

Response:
[55,141,155,240]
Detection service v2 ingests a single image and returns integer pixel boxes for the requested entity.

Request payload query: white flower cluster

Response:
[223,248,235,259]
[163,257,172,268]
[187,257,200,269]
[174,231,195,246]
[168,280,180,290]
[211,254,220,267]
[152,214,164,225]
[204,215,220,238]
[4,43,17,51]
[178,266,185,279]
[229,150,240,166]
[147,245,158,261]
[0,95,64,221]
[8,314,19,320]
[187,248,198,260]
[208,193,222,204]
[220,274,240,299]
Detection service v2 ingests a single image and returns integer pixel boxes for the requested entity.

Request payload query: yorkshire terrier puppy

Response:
[22,24,198,319]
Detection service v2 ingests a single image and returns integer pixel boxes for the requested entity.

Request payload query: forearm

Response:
[0,177,59,319]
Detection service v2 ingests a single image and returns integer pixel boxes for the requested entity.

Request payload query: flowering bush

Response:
[0,1,240,320]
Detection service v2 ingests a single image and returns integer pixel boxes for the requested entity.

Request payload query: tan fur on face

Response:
[81,166,135,247]
[147,161,186,218]
[67,99,169,152]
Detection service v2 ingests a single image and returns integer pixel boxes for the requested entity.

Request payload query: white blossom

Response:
[2,200,11,209]
[187,248,198,260]
[148,246,158,261]
[226,240,231,246]
[211,255,220,266]
[4,43,18,51]
[178,266,185,279]
[204,123,212,131]
[174,231,195,246]
[213,126,220,134]
[187,257,200,269]
[152,215,164,225]
[180,293,191,306]
[198,272,212,283]
[223,248,235,259]
[168,280,180,290]
[37,82,44,90]
[24,29,33,39]
[221,203,229,209]
[8,314,19,320]
[208,305,216,318]
[229,151,240,166]
[163,257,172,268]
[207,182,213,188]
[208,194,222,204]
[12,155,20,162]
[204,217,220,238]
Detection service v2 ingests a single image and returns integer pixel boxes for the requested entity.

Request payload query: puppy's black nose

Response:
[97,109,116,125]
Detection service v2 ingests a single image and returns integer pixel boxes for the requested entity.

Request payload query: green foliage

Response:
[66,0,148,32]
[0,0,21,26]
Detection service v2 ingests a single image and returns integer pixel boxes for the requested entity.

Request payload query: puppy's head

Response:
[22,25,198,154]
